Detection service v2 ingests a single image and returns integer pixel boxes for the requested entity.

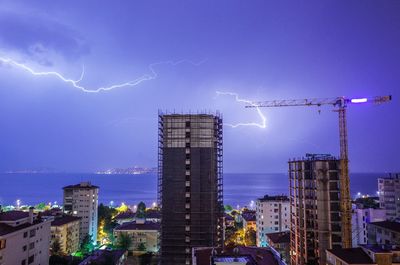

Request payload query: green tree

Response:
[51,238,62,256]
[80,235,94,256]
[244,228,256,246]
[137,242,146,252]
[136,202,146,219]
[35,202,46,211]
[116,233,133,251]
[224,205,233,212]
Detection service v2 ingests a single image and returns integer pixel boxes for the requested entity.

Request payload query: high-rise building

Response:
[50,215,81,254]
[378,173,400,220]
[63,182,99,244]
[0,208,51,265]
[289,154,343,265]
[158,113,223,265]
[256,195,290,247]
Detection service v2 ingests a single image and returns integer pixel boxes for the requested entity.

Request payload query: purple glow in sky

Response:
[0,0,399,173]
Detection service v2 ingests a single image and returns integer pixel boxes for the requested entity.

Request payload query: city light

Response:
[351,98,368,103]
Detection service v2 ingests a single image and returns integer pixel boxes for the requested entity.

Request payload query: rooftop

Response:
[289,153,338,162]
[63,182,99,190]
[258,195,289,202]
[361,244,400,253]
[369,221,400,233]
[0,211,29,222]
[194,246,278,265]
[51,215,81,226]
[266,231,290,244]
[327,248,373,264]
[114,221,160,231]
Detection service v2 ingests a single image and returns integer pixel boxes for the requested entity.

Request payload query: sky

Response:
[0,0,399,173]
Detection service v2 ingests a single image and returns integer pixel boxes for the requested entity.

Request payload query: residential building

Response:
[367,221,400,245]
[50,215,81,254]
[378,173,400,220]
[242,210,256,232]
[158,113,224,265]
[113,220,159,253]
[114,212,135,225]
[289,154,343,265]
[256,195,290,247]
[79,249,127,265]
[266,231,290,264]
[192,246,281,265]
[0,208,51,265]
[352,208,386,247]
[326,245,400,265]
[63,182,99,244]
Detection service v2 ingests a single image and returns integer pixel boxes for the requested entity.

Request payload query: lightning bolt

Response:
[0,57,207,93]
[215,91,267,128]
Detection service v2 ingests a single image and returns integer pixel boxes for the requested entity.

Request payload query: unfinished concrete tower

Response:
[289,154,343,265]
[158,112,223,265]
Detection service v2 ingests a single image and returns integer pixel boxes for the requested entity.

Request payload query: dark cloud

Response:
[0,11,89,64]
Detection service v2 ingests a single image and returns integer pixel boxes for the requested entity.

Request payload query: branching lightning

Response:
[0,57,207,93]
[215,91,267,128]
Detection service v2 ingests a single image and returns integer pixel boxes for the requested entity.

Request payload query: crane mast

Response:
[246,95,391,248]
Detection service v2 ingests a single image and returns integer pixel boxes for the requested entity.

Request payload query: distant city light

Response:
[351,98,368,103]
[152,202,157,208]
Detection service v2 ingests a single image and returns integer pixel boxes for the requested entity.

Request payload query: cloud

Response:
[0,10,89,65]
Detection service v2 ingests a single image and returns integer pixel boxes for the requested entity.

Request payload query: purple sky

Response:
[0,0,399,173]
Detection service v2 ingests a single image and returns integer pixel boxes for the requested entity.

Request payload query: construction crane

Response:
[246,95,392,248]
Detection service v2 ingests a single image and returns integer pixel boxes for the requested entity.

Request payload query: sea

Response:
[0,172,384,208]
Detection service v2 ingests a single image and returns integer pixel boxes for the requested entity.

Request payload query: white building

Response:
[113,220,159,253]
[50,215,81,254]
[378,173,400,220]
[256,195,290,247]
[63,182,99,244]
[352,207,386,247]
[0,208,51,265]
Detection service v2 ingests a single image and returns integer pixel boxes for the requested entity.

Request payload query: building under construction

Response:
[289,154,343,265]
[158,112,223,265]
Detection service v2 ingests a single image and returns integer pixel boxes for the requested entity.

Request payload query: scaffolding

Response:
[158,111,224,265]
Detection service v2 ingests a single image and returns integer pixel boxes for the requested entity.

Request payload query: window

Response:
[0,240,5,249]
[21,260,26,265]
[29,242,34,250]
[29,229,36,238]
[23,245,27,251]
[23,232,28,238]
[28,255,34,264]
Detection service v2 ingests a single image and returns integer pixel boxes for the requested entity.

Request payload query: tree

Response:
[51,238,62,256]
[80,235,94,256]
[116,232,132,251]
[137,242,146,252]
[136,202,146,219]
[224,205,233,212]
[244,228,256,246]
[35,202,46,211]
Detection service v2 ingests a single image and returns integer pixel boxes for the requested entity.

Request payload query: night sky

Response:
[0,1,399,173]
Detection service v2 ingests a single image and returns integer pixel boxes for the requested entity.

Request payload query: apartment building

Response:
[50,215,81,254]
[0,208,51,265]
[256,195,290,247]
[63,182,99,244]
[378,173,400,220]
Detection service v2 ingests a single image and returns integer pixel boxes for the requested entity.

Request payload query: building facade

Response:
[159,113,223,265]
[63,182,99,244]
[256,195,290,247]
[367,221,400,245]
[0,208,51,265]
[352,208,386,247]
[50,215,81,254]
[113,220,159,253]
[378,173,400,220]
[289,154,343,265]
